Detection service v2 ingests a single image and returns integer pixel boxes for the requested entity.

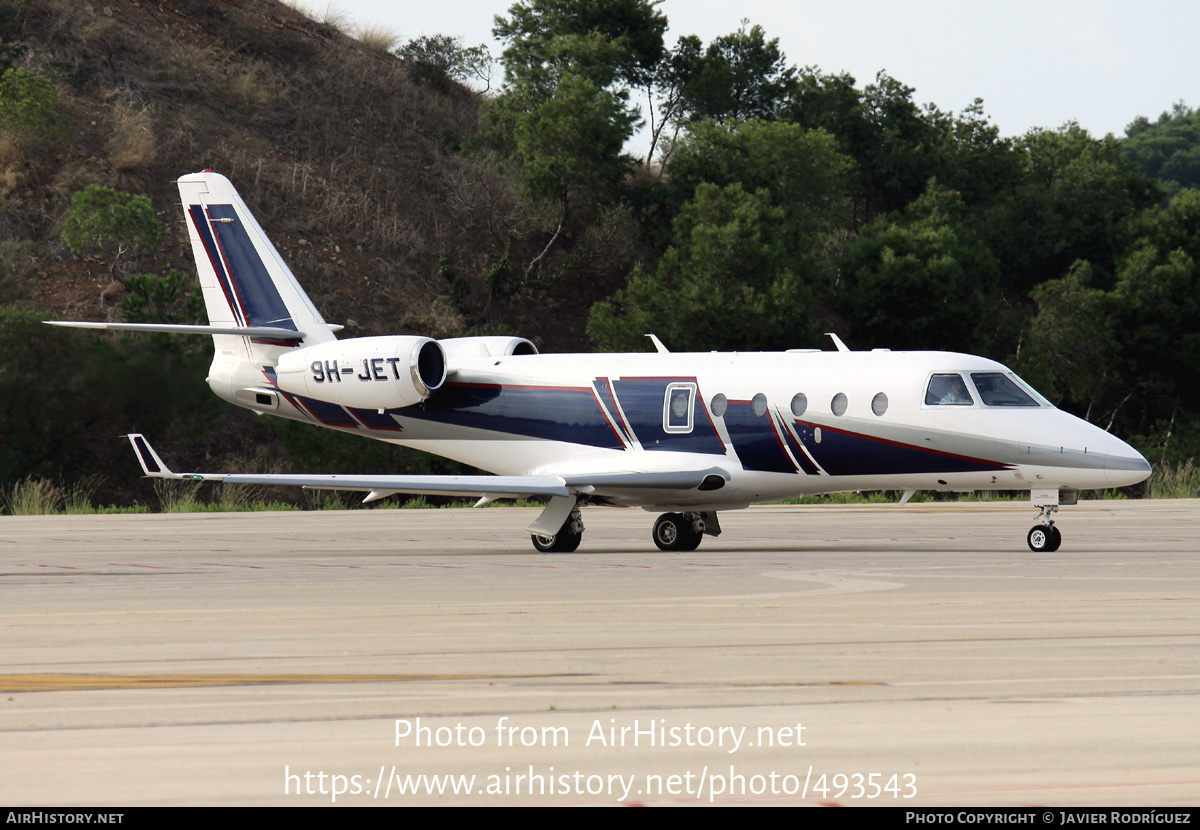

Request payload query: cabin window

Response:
[710,393,727,417]
[791,393,807,417]
[872,392,888,416]
[925,373,973,406]
[831,392,847,416]
[664,382,696,432]
[970,373,1039,407]
[751,393,768,417]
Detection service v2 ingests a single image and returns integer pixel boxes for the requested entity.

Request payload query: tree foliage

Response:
[0,67,68,140]
[494,0,666,91]
[1124,102,1200,196]
[60,185,166,258]
[673,22,795,125]
[589,182,817,352]
[836,183,996,353]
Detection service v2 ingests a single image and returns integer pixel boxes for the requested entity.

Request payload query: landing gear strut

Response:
[1027,504,1061,552]
[531,504,584,552]
[652,512,706,551]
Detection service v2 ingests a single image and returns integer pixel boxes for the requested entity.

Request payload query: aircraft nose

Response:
[1104,440,1152,487]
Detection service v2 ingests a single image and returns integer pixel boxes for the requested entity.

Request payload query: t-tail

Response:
[177,171,337,354]
[48,171,449,426]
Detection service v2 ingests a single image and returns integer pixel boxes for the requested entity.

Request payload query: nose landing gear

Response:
[1027,504,1061,552]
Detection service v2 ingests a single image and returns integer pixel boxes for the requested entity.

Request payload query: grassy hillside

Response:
[0,0,623,507]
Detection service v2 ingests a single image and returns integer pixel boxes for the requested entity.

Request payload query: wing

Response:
[126,435,730,535]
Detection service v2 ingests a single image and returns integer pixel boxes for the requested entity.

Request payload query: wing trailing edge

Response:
[125,434,730,535]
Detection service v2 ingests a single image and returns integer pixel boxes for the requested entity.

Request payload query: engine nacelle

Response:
[274,335,446,410]
[439,335,538,359]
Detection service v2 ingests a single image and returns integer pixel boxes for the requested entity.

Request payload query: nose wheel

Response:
[1027,503,1061,552]
[1027,524,1061,552]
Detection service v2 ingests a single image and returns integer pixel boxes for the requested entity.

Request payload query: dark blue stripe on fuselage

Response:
[204,204,297,331]
[398,383,624,449]
[592,379,630,445]
[794,420,1008,476]
[723,401,796,473]
[296,396,360,427]
[610,379,725,455]
[348,407,403,431]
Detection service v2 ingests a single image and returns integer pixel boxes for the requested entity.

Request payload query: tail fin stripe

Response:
[188,205,246,326]
[205,205,297,332]
[132,435,162,473]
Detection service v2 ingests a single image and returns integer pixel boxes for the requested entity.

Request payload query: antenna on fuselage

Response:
[645,334,670,354]
[825,332,851,352]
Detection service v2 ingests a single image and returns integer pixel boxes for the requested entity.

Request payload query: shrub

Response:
[60,185,165,257]
[0,67,69,140]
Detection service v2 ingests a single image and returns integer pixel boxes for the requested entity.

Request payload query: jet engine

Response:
[274,335,447,410]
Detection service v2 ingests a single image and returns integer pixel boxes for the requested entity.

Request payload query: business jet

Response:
[49,172,1152,553]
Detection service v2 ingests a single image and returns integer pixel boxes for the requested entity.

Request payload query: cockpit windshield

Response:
[970,373,1040,406]
[925,373,973,406]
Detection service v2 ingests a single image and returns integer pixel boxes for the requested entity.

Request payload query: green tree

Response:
[121,270,204,325]
[60,185,165,263]
[0,67,68,141]
[983,124,1160,295]
[662,119,853,228]
[836,183,996,352]
[1124,102,1200,197]
[1109,190,1200,416]
[784,69,945,221]
[589,182,818,352]
[494,0,666,92]
[1017,261,1120,417]
[674,21,796,126]
[0,308,213,489]
[485,1,663,278]
[395,35,493,91]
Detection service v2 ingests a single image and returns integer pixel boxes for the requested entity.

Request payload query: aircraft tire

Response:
[1047,525,1062,552]
[653,513,703,551]
[1027,525,1059,552]
[531,529,582,553]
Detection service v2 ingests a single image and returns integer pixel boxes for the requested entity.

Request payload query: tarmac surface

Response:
[1,499,1197,806]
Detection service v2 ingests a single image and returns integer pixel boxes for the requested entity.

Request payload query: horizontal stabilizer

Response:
[46,321,326,339]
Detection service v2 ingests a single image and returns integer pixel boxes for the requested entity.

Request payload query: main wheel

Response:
[1027,525,1058,552]
[531,528,582,553]
[652,513,703,551]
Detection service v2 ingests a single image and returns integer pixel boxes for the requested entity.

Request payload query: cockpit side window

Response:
[925,373,973,406]
[970,373,1040,406]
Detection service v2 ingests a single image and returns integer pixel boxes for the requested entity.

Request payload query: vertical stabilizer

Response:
[177,171,336,355]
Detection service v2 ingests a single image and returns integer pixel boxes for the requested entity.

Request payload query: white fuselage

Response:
[215,346,1150,512]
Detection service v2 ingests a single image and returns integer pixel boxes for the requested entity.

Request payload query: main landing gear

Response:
[1026,504,1061,552]
[529,508,721,553]
[530,504,584,552]
[531,527,581,552]
[652,511,713,551]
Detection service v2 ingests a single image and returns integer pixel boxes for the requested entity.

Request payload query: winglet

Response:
[125,434,171,477]
[124,434,208,481]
